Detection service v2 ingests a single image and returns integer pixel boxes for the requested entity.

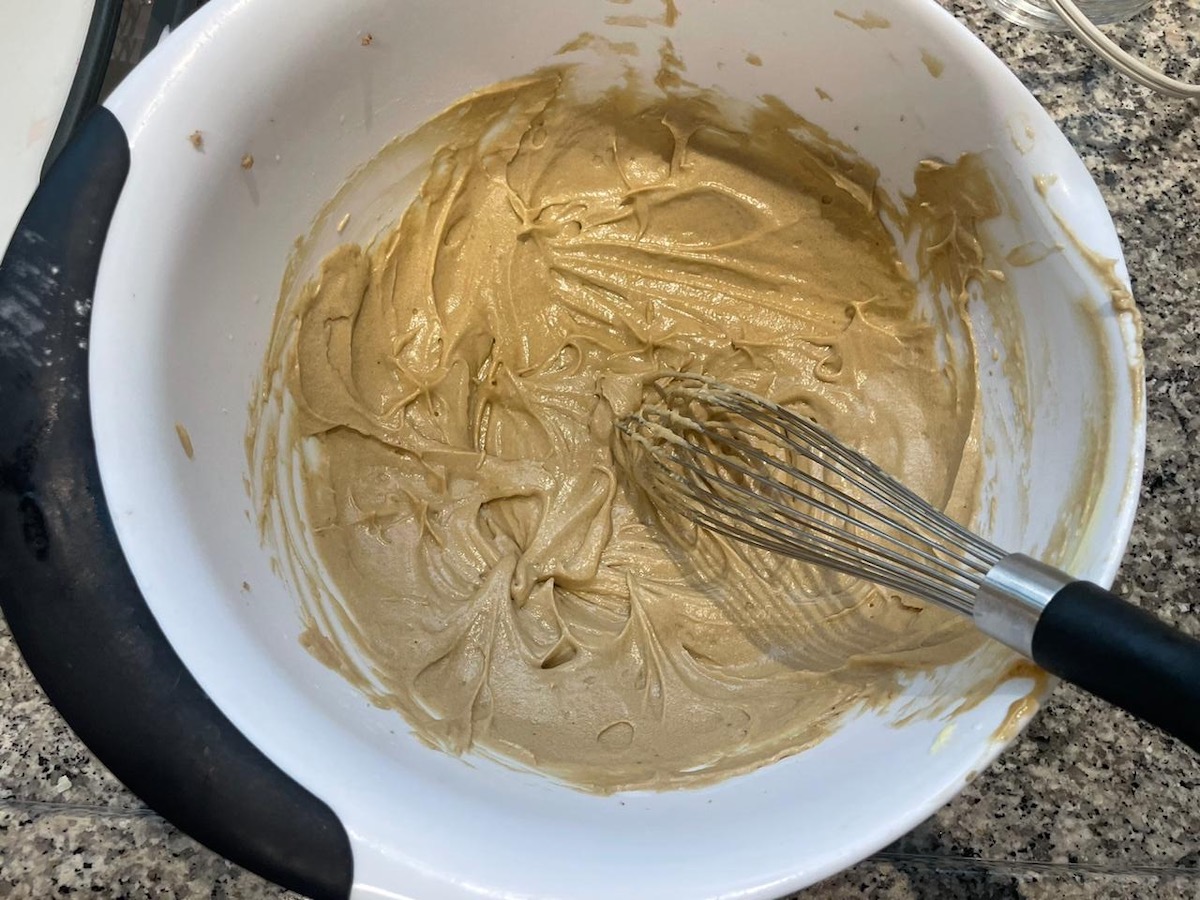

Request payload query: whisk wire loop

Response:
[677,383,1000,566]
[642,416,986,591]
[621,374,1005,615]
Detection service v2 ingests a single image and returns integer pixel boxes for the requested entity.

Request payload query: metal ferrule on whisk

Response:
[975,554,1071,658]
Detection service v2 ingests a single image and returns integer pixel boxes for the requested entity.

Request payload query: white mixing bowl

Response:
[2,0,1143,897]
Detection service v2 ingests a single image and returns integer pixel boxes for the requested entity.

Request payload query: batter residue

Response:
[255,67,999,791]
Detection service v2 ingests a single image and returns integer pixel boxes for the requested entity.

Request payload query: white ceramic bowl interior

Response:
[89,0,1143,897]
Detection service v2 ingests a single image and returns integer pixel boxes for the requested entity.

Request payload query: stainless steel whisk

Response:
[619,373,1200,751]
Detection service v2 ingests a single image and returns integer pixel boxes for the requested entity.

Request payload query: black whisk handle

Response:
[1030,581,1200,753]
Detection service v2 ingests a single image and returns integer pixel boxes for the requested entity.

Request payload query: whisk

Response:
[619,373,1200,751]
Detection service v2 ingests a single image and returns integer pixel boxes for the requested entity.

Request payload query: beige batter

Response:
[258,68,1005,791]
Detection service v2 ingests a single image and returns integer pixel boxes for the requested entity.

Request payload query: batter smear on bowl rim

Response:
[252,62,1020,791]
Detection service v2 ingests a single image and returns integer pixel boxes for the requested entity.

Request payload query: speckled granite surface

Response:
[2,0,1198,897]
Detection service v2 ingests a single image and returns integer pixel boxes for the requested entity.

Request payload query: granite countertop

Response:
[1,0,1197,897]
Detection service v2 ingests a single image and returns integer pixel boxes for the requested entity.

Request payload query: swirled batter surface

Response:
[260,69,994,791]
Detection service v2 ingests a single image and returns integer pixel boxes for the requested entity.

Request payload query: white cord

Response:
[1045,0,1200,99]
